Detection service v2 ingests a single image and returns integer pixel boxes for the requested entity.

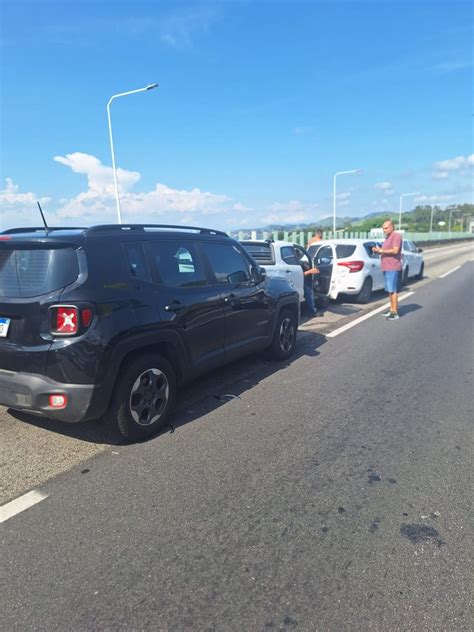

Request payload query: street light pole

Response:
[333,169,363,234]
[107,83,158,224]
[430,206,435,233]
[448,209,456,236]
[398,192,419,232]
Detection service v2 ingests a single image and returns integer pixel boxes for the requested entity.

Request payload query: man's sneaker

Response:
[386,312,400,320]
[381,310,392,317]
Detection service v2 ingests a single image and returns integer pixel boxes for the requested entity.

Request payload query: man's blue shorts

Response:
[384,270,400,293]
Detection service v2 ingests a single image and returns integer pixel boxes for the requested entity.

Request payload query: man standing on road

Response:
[372,220,403,320]
[307,228,323,248]
[296,250,320,317]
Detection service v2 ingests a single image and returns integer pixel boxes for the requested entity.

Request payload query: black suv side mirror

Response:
[417,247,423,253]
[250,265,266,284]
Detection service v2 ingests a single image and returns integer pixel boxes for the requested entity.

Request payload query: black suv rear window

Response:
[0,247,79,298]
[241,243,274,265]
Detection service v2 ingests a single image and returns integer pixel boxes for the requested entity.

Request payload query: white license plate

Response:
[0,317,11,337]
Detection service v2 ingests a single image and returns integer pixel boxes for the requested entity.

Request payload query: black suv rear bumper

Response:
[0,369,95,423]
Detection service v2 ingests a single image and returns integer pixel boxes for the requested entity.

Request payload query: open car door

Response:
[311,243,339,300]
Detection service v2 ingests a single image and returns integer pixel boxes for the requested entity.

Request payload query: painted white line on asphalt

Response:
[0,490,48,524]
[439,265,461,278]
[327,292,416,338]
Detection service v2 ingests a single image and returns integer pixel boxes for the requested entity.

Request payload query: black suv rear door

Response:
[0,241,80,373]
[199,240,272,362]
[146,238,225,373]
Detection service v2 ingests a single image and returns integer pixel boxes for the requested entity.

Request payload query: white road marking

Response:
[439,265,461,278]
[327,292,416,338]
[0,489,48,524]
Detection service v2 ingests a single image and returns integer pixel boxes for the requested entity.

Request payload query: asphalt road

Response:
[1,243,473,631]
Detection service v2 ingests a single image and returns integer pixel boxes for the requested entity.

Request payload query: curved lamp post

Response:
[333,169,363,234]
[398,192,419,231]
[107,83,158,224]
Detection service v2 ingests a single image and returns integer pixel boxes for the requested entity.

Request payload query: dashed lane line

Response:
[0,489,48,524]
[327,292,416,339]
[439,265,461,279]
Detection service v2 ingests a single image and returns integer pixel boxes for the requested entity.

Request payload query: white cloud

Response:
[232,203,253,213]
[260,212,310,225]
[415,194,459,204]
[0,178,52,230]
[258,199,320,226]
[433,60,473,73]
[432,154,474,180]
[374,181,394,196]
[293,126,314,136]
[159,6,218,49]
[0,153,238,231]
[54,152,141,195]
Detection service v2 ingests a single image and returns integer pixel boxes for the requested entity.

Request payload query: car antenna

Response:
[37,201,49,231]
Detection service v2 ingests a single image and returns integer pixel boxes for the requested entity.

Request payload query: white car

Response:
[307,238,424,303]
[401,240,425,284]
[240,239,338,309]
[240,240,306,301]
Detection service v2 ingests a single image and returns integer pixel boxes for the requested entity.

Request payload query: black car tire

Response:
[268,309,297,360]
[355,277,372,304]
[403,267,409,286]
[110,354,176,442]
[415,262,424,280]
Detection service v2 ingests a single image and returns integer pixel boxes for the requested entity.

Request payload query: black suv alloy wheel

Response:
[269,309,297,360]
[129,368,170,427]
[111,354,177,442]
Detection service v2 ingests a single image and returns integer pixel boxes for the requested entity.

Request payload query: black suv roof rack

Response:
[85,224,229,237]
[2,226,86,235]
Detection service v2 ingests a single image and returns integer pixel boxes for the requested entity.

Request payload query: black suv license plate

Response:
[0,317,11,337]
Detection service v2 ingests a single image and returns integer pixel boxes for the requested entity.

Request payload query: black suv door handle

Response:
[164,302,186,312]
[224,294,241,307]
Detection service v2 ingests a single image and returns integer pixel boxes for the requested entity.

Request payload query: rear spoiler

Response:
[2,227,85,234]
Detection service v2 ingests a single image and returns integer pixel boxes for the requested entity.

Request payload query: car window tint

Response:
[202,242,251,284]
[363,242,377,258]
[148,241,207,287]
[123,243,151,281]
[240,242,274,265]
[315,245,333,265]
[0,247,79,298]
[335,245,357,258]
[280,246,299,265]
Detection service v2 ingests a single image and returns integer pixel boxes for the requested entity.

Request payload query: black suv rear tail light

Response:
[337,260,365,273]
[50,305,93,336]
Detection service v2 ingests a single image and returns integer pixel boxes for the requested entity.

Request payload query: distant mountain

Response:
[235,215,359,233]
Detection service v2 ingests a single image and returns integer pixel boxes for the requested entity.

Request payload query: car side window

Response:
[147,240,207,288]
[123,242,151,282]
[201,242,251,284]
[315,245,333,265]
[363,242,378,258]
[280,246,299,265]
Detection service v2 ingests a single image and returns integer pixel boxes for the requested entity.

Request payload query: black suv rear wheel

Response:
[110,354,176,441]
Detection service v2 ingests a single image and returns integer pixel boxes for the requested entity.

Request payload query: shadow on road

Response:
[398,303,423,317]
[8,331,327,446]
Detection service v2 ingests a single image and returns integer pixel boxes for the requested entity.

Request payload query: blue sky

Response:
[1,0,472,232]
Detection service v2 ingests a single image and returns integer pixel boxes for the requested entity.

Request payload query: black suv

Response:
[0,224,299,441]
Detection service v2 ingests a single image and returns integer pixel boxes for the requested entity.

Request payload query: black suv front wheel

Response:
[110,354,176,442]
[268,309,297,360]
